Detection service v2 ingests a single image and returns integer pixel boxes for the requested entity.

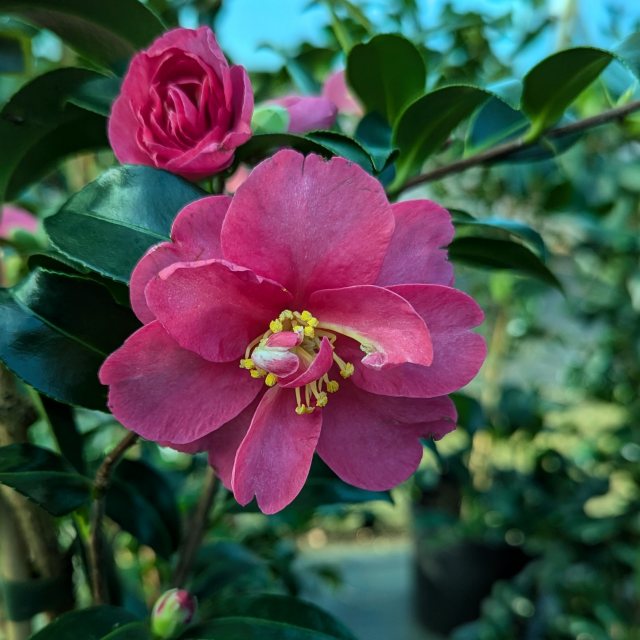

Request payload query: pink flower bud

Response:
[151,589,197,638]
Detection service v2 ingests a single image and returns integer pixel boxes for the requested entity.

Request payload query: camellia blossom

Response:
[100,150,486,514]
[108,27,253,181]
[269,95,338,133]
[0,205,38,238]
[322,70,363,117]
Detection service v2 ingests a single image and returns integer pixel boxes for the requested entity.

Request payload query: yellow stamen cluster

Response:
[239,309,357,415]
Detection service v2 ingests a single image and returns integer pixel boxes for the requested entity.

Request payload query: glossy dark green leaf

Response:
[203,595,356,640]
[2,572,74,620]
[0,268,140,409]
[466,97,529,154]
[355,112,398,173]
[182,617,349,640]
[102,622,152,639]
[68,76,122,117]
[45,165,206,283]
[40,395,86,473]
[392,85,491,187]
[0,443,91,516]
[451,211,547,258]
[346,34,425,124]
[0,0,164,69]
[448,237,563,290]
[29,606,140,640]
[615,31,640,80]
[522,47,613,139]
[235,132,375,173]
[0,33,25,73]
[0,67,108,202]
[105,459,181,558]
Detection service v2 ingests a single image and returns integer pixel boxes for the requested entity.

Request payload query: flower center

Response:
[239,309,354,414]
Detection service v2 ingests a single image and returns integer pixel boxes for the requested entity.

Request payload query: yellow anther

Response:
[269,318,283,333]
[307,317,319,328]
[293,325,304,337]
[300,310,313,322]
[303,326,315,338]
[265,373,278,387]
[316,392,328,407]
[239,358,255,370]
[295,404,307,415]
[250,368,266,378]
[279,309,294,321]
[339,362,355,379]
[326,380,340,393]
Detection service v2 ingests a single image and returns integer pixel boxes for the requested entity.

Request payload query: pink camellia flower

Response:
[322,70,363,117]
[108,27,253,181]
[0,205,38,238]
[269,95,338,133]
[99,150,486,514]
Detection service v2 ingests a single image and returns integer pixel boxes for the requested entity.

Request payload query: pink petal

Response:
[317,385,456,490]
[146,258,292,362]
[266,331,302,348]
[251,343,300,376]
[348,284,486,398]
[278,337,333,388]
[129,196,230,324]
[309,285,432,368]
[221,150,395,302]
[99,321,261,444]
[376,200,455,287]
[270,96,338,132]
[231,386,322,514]
[0,205,38,237]
[322,70,363,116]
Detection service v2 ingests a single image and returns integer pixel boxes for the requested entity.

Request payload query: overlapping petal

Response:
[310,285,433,368]
[146,258,292,362]
[99,322,261,444]
[232,387,322,514]
[348,284,486,397]
[317,385,456,490]
[221,150,395,301]
[130,196,229,323]
[376,200,454,287]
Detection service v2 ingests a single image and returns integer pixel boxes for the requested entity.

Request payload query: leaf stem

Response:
[391,98,640,197]
[88,431,139,605]
[171,467,217,588]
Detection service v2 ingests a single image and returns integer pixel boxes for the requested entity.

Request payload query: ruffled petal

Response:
[231,386,322,514]
[99,322,261,444]
[310,285,432,368]
[146,258,292,362]
[348,284,486,398]
[221,150,395,302]
[317,385,456,490]
[130,196,230,323]
[376,200,454,287]
[278,337,333,388]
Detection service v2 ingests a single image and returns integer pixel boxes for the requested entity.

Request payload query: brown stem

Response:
[171,467,217,588]
[88,431,139,605]
[392,98,640,196]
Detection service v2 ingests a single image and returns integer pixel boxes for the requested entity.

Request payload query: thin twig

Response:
[171,467,217,588]
[392,98,640,196]
[88,431,139,605]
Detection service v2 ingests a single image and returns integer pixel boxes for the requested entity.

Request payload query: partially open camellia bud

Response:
[151,588,197,638]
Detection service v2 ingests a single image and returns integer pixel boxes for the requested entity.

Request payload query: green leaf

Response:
[0,443,91,516]
[355,112,398,174]
[102,622,153,639]
[181,618,350,640]
[105,459,181,558]
[0,67,108,202]
[392,85,491,187]
[615,31,640,80]
[0,33,25,73]
[0,268,140,409]
[2,573,74,620]
[68,76,122,117]
[522,47,613,139]
[40,395,86,474]
[451,211,547,259]
[29,606,140,640]
[346,34,425,124]
[204,595,356,640]
[45,165,206,283]
[235,132,375,173]
[466,97,528,154]
[448,237,563,290]
[0,0,164,69]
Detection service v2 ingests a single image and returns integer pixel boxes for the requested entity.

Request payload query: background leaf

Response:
[521,47,613,139]
[0,0,164,69]
[0,268,139,409]
[29,606,140,639]
[45,165,206,283]
[346,33,426,124]
[0,443,91,516]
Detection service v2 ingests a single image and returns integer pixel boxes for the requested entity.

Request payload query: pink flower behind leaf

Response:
[100,150,486,514]
[108,27,253,181]
[269,95,338,133]
[322,70,363,117]
[0,205,38,238]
